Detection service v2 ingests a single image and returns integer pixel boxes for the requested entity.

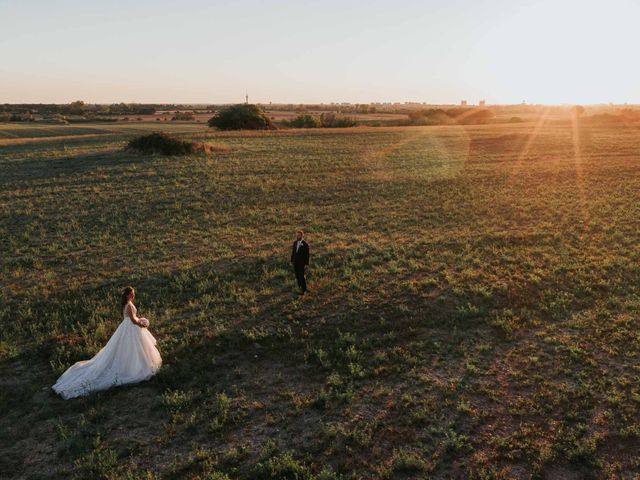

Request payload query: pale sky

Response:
[1,0,639,104]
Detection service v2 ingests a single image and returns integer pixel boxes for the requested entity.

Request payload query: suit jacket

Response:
[291,240,309,266]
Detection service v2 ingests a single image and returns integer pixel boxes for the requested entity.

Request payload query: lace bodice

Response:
[124,302,136,319]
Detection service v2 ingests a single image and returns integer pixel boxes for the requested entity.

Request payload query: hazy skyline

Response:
[1,0,639,105]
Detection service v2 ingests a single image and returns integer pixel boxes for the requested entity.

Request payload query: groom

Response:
[290,230,309,295]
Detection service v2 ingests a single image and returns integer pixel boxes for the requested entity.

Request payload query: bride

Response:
[53,286,162,399]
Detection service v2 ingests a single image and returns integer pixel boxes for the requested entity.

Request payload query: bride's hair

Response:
[121,286,134,311]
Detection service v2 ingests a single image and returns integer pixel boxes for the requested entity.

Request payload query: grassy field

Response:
[1,118,640,479]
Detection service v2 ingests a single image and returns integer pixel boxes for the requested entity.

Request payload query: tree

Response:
[66,100,85,115]
[208,104,274,130]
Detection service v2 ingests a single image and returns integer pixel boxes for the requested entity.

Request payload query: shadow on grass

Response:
[0,146,158,183]
[2,236,616,478]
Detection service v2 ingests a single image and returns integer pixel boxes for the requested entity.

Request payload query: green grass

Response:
[1,120,640,478]
[0,122,205,139]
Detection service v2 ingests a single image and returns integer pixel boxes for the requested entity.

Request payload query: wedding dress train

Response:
[52,303,162,399]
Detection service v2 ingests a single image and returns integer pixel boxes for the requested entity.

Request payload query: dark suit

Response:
[291,240,309,293]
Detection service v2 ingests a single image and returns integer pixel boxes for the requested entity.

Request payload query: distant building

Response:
[479,100,486,107]
[461,100,467,106]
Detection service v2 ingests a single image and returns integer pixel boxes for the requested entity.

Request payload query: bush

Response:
[91,117,118,122]
[171,111,195,121]
[319,112,357,128]
[254,451,314,480]
[455,108,494,124]
[126,132,214,155]
[208,104,274,130]
[9,114,24,122]
[388,448,432,475]
[66,116,90,124]
[285,114,321,128]
[407,109,456,126]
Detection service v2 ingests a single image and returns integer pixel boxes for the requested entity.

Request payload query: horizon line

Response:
[2,101,640,107]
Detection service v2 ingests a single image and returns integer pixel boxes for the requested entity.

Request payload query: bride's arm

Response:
[126,303,145,327]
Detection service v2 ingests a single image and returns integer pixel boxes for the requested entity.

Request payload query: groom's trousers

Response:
[294,263,307,293]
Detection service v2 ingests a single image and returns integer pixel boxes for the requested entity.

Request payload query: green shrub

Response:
[208,104,274,130]
[92,116,118,122]
[389,448,431,474]
[254,451,313,480]
[66,116,90,123]
[172,111,195,121]
[72,448,118,479]
[126,132,213,155]
[319,112,357,128]
[285,114,321,128]
[407,109,455,126]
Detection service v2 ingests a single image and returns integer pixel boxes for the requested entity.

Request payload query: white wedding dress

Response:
[52,302,162,399]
